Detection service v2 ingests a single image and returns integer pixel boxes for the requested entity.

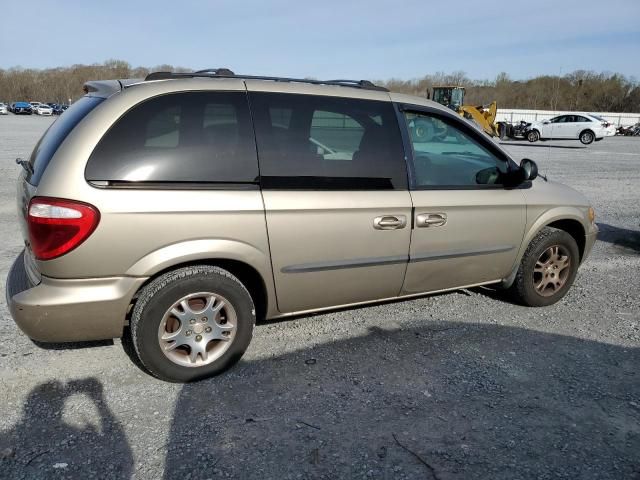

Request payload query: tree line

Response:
[1,60,639,113]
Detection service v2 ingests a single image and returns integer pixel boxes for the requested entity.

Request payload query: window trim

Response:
[394,103,520,191]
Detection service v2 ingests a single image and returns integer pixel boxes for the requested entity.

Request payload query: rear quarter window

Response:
[28,96,104,185]
[85,91,258,184]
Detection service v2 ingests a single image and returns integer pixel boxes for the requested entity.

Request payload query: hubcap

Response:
[157,292,237,367]
[533,245,571,297]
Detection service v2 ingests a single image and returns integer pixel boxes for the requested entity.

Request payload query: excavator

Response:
[430,86,505,138]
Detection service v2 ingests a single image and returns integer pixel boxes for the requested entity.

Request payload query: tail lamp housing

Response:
[27,197,100,260]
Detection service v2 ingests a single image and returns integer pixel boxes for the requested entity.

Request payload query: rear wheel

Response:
[509,227,579,307]
[579,130,595,144]
[130,265,255,382]
[527,130,540,142]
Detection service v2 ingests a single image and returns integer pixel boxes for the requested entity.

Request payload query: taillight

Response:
[27,197,100,260]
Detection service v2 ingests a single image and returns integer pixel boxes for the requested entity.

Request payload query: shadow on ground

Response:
[0,378,133,478]
[3,324,638,479]
[597,222,640,255]
[163,322,640,480]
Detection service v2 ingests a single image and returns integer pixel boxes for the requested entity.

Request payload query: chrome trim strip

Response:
[410,245,515,263]
[281,254,408,273]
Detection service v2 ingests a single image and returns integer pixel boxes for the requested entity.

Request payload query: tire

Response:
[579,130,595,145]
[508,227,580,307]
[130,265,255,382]
[527,130,540,142]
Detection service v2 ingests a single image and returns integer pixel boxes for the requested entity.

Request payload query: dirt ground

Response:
[0,114,639,479]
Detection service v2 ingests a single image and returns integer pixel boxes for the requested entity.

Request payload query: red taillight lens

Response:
[27,197,100,260]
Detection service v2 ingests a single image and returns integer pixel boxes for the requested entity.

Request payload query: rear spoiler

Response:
[82,78,143,98]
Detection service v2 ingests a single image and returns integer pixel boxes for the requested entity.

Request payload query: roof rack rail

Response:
[143,69,389,92]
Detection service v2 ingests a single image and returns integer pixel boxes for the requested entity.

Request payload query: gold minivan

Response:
[6,70,598,382]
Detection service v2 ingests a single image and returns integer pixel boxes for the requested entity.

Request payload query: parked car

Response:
[0,103,8,115]
[590,114,617,136]
[51,104,66,115]
[11,102,33,114]
[35,104,53,116]
[526,114,606,144]
[6,70,598,382]
[29,101,42,111]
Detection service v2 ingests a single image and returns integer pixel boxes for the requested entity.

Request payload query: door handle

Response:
[373,215,407,230]
[416,213,447,228]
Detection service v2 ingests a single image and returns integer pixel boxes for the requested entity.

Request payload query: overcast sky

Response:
[1,0,639,81]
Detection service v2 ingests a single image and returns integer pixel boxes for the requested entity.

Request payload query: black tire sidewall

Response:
[133,269,255,382]
[519,230,580,307]
[580,130,594,144]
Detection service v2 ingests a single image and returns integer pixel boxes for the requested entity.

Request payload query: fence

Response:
[496,109,640,126]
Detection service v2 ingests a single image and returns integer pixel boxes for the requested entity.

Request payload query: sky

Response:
[1,0,639,81]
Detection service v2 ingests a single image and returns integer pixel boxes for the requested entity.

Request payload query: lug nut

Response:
[186,330,192,336]
[205,327,212,333]
[202,317,208,322]
[195,335,203,342]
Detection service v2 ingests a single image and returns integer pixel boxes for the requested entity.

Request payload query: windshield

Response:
[27,96,104,185]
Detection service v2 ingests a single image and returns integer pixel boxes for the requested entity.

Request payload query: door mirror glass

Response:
[520,158,538,181]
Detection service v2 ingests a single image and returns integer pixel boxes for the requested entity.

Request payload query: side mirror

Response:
[543,120,550,125]
[520,158,538,181]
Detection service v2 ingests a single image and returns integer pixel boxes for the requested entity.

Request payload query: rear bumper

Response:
[6,251,147,342]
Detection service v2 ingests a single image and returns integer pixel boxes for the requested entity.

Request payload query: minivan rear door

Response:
[248,85,412,313]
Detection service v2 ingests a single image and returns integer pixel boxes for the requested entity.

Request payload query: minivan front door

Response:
[248,87,412,313]
[400,109,526,294]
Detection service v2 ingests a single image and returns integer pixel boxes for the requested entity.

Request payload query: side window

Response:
[549,116,562,123]
[310,110,364,161]
[86,91,258,184]
[145,105,180,147]
[403,112,509,188]
[574,115,589,122]
[250,92,407,190]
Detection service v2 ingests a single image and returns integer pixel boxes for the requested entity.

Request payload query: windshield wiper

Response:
[15,158,33,175]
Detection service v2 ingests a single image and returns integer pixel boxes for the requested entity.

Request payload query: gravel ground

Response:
[0,114,638,479]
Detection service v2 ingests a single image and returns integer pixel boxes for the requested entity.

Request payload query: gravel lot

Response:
[0,114,639,479]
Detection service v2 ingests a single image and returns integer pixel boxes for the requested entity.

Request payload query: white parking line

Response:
[588,151,640,156]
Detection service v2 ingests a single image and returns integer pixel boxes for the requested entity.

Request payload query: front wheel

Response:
[579,130,595,145]
[527,130,540,142]
[130,265,255,382]
[508,227,580,307]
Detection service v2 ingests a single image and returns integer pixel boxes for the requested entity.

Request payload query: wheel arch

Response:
[579,128,595,142]
[125,239,277,321]
[502,210,588,288]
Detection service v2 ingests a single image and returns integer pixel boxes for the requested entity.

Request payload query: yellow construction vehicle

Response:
[431,86,504,138]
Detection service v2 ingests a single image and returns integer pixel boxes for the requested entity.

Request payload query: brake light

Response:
[27,197,100,260]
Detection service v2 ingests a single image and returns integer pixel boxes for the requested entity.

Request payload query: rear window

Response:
[28,96,104,185]
[85,91,258,184]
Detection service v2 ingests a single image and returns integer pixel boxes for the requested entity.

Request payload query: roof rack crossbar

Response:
[143,70,389,92]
